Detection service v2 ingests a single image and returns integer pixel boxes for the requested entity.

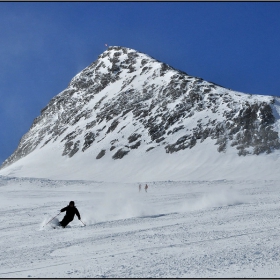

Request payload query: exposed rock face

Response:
[1,46,280,169]
[96,149,106,159]
[112,148,130,160]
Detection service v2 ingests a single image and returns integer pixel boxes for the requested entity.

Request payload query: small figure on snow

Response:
[59,201,81,228]
[139,184,141,192]
[144,184,148,192]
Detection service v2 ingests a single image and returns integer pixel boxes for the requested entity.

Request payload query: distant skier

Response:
[139,184,141,192]
[144,184,148,192]
[59,201,81,228]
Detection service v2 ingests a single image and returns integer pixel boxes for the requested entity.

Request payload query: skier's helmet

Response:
[69,201,75,206]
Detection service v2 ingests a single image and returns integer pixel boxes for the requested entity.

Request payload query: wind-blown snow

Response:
[0,176,280,278]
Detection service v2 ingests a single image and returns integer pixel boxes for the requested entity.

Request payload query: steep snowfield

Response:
[1,134,280,181]
[0,176,280,278]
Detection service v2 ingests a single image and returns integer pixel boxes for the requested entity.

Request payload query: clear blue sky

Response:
[1,2,280,165]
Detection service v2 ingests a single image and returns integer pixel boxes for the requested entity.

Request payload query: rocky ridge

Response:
[1,46,280,169]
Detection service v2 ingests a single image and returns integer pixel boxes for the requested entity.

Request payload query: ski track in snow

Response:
[0,177,280,277]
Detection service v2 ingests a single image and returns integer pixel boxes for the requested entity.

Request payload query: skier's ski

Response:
[52,224,63,229]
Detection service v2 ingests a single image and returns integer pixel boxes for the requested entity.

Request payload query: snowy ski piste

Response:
[1,176,280,277]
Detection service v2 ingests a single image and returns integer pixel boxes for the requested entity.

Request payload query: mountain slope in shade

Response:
[1,46,280,182]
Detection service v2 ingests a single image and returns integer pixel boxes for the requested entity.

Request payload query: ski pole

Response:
[80,219,86,226]
[44,212,60,227]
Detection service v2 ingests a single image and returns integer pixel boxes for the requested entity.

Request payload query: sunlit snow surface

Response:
[0,176,280,277]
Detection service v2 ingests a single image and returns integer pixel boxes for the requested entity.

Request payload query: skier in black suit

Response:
[59,201,81,228]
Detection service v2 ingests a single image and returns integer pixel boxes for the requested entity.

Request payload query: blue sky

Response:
[1,2,280,165]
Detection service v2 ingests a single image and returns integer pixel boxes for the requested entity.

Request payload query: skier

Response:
[59,201,81,228]
[139,184,141,192]
[144,184,148,192]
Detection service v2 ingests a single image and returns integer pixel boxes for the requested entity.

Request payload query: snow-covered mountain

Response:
[1,46,280,181]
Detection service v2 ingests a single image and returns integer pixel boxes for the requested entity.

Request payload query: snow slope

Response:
[1,176,280,278]
[2,135,280,182]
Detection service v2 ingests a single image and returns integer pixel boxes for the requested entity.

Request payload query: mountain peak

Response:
[1,47,280,181]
